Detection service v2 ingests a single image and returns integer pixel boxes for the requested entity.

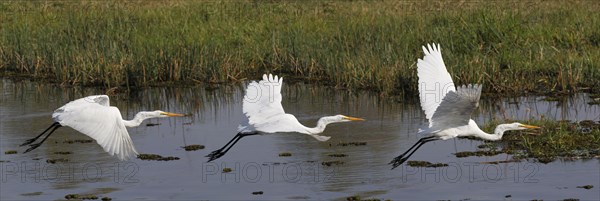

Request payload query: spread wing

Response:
[52,95,137,160]
[429,84,482,129]
[61,95,110,107]
[417,43,456,123]
[242,74,285,127]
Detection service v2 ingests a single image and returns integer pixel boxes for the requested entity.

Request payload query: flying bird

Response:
[206,74,364,161]
[21,95,184,160]
[389,44,540,169]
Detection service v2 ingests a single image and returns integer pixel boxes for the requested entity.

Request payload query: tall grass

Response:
[1,1,599,96]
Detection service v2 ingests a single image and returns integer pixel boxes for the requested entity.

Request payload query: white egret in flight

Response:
[206,74,365,161]
[21,95,184,160]
[389,44,540,169]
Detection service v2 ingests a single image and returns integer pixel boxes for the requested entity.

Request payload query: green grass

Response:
[1,1,599,96]
[482,119,600,163]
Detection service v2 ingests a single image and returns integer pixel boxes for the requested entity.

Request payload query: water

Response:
[1,79,599,200]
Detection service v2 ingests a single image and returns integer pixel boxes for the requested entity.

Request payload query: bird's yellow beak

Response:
[161,112,185,117]
[520,124,541,129]
[343,116,365,121]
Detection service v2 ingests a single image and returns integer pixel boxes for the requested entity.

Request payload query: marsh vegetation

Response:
[1,1,599,96]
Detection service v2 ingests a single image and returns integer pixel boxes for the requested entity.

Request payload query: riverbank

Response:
[1,1,599,96]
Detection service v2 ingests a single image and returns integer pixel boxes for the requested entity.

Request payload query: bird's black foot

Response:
[205,149,225,162]
[24,143,42,153]
[20,138,38,146]
[389,156,409,169]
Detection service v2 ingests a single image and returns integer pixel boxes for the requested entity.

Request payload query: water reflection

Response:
[1,78,598,200]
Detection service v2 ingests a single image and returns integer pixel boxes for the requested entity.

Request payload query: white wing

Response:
[59,95,110,107]
[242,74,285,128]
[52,96,137,160]
[430,84,482,130]
[417,43,456,124]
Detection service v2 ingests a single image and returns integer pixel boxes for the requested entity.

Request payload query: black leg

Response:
[390,136,438,169]
[206,132,259,162]
[23,124,62,153]
[205,133,242,159]
[388,136,435,164]
[20,122,60,146]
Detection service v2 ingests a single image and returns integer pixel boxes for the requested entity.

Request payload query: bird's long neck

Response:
[304,116,335,134]
[468,120,504,141]
[122,111,153,127]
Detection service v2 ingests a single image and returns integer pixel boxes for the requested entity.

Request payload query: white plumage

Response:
[390,43,541,169]
[22,95,184,160]
[206,74,364,162]
[240,74,364,141]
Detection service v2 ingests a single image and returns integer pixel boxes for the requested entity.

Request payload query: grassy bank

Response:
[1,1,599,96]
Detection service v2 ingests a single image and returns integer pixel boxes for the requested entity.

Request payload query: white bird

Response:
[389,44,541,169]
[21,95,184,160]
[206,74,364,161]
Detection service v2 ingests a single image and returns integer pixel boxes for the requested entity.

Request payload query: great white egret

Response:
[389,44,541,169]
[206,74,365,162]
[20,95,184,160]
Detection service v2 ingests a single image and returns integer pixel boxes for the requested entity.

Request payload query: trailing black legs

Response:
[205,132,259,162]
[389,136,438,169]
[21,122,62,153]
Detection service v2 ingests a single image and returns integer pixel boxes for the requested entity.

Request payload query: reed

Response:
[1,1,599,96]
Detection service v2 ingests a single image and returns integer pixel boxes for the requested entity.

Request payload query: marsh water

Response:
[1,78,598,200]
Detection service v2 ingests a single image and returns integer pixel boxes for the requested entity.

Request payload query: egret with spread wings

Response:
[206,74,364,162]
[389,44,540,169]
[21,95,184,160]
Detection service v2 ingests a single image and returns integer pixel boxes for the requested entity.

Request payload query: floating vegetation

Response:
[406,161,449,168]
[20,192,42,196]
[479,159,521,164]
[345,195,388,201]
[477,143,493,149]
[137,154,179,161]
[101,197,112,201]
[322,160,345,166]
[222,168,232,173]
[577,185,594,189]
[65,194,98,200]
[337,142,367,147]
[278,152,292,157]
[63,139,94,144]
[454,150,504,158]
[251,191,263,195]
[328,153,348,158]
[54,151,72,155]
[146,123,160,127]
[4,150,17,154]
[482,119,600,163]
[182,145,205,151]
[47,158,69,164]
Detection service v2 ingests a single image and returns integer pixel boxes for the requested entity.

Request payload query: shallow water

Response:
[1,79,598,200]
